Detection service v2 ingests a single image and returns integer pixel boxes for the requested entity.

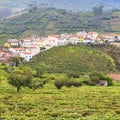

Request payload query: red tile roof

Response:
[108,74,120,81]
[4,54,11,59]
[87,32,98,35]
[26,47,36,50]
[49,34,59,38]
[102,33,119,37]
[13,48,25,51]
[23,52,31,55]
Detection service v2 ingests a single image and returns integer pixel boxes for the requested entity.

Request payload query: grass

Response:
[0,82,120,120]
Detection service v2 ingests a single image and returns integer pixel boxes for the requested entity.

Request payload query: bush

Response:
[103,76,113,86]
[65,78,75,87]
[88,71,113,86]
[54,77,68,89]
[66,71,80,78]
[88,76,100,86]
[73,79,82,87]
[66,78,82,87]
[78,75,90,85]
[29,77,46,91]
[54,76,82,89]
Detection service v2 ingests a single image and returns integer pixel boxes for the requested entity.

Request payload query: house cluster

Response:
[1,31,120,63]
[0,46,14,66]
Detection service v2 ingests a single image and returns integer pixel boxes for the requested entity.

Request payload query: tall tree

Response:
[9,66,33,92]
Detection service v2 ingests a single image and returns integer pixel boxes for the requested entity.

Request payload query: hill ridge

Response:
[28,45,116,74]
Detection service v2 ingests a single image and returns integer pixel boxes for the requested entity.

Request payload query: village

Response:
[0,31,120,65]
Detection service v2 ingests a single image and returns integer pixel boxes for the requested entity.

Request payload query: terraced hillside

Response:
[0,8,92,44]
[0,8,120,44]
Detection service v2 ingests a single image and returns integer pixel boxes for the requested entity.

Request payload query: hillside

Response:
[0,7,120,44]
[28,45,116,74]
[0,8,93,44]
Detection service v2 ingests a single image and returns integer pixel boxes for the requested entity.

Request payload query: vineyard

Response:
[29,45,116,74]
[0,82,120,120]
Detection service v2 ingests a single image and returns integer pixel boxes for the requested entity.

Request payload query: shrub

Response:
[103,76,113,86]
[88,71,113,86]
[29,77,46,91]
[54,77,68,89]
[66,78,82,87]
[65,78,75,87]
[78,75,90,85]
[88,76,100,86]
[54,77,82,89]
[73,79,82,87]
[66,70,80,78]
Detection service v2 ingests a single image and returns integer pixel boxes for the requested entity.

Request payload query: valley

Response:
[0,1,120,120]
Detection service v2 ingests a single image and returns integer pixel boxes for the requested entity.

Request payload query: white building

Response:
[25,46,40,56]
[76,31,87,38]
[9,45,40,62]
[20,52,32,62]
[9,47,26,53]
[87,32,99,42]
[8,39,19,46]
[47,35,59,46]
[102,33,118,42]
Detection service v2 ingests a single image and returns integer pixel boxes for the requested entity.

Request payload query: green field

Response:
[0,82,120,120]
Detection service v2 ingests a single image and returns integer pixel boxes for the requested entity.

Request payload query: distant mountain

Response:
[0,0,120,12]
[0,0,119,19]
